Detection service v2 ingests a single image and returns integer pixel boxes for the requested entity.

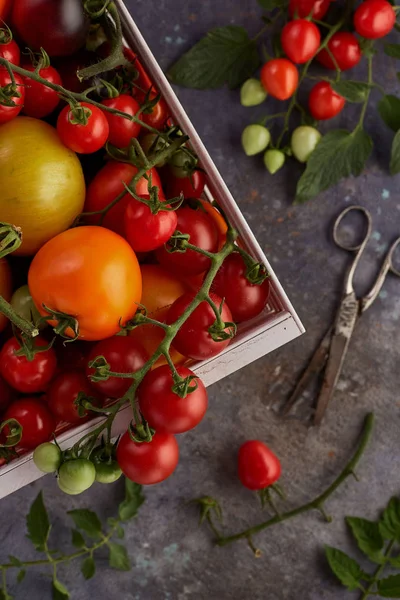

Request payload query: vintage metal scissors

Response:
[283,205,400,425]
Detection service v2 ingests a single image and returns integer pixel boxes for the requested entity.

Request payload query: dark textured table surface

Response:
[1,2,400,599]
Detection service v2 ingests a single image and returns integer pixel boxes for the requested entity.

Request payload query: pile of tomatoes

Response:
[240,0,397,173]
[0,0,271,494]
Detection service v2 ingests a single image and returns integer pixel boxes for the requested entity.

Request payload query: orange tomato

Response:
[0,258,12,333]
[28,226,142,341]
[0,0,11,19]
[130,264,188,368]
[198,199,228,248]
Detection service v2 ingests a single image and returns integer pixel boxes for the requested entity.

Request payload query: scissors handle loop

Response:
[333,205,373,252]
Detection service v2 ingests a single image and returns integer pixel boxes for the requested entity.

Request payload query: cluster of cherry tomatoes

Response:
[0,0,273,494]
[241,0,397,174]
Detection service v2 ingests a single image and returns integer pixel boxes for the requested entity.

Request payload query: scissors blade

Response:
[313,292,359,426]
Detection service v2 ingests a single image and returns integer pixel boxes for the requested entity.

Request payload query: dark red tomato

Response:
[140,93,169,130]
[138,365,208,434]
[289,0,332,19]
[12,0,88,57]
[55,339,94,372]
[101,95,141,148]
[0,337,57,393]
[281,19,321,64]
[124,196,177,252]
[354,0,395,39]
[117,430,179,484]
[57,102,109,154]
[238,440,281,491]
[4,398,56,449]
[212,253,271,323]
[260,59,299,100]
[22,64,62,118]
[308,81,345,120]
[87,336,148,399]
[54,50,97,94]
[164,170,206,199]
[84,161,164,237]
[166,292,234,360]
[156,206,219,276]
[0,37,20,65]
[0,375,13,412]
[317,32,361,71]
[0,70,24,124]
[47,370,99,424]
[0,0,12,20]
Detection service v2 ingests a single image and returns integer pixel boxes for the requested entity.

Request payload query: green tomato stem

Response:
[0,296,39,338]
[359,539,396,600]
[357,55,374,130]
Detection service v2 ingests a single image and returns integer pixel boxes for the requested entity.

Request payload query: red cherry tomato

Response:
[308,81,345,120]
[47,370,100,424]
[4,398,56,450]
[124,196,178,252]
[138,366,208,434]
[281,19,321,64]
[57,102,109,154]
[0,337,57,393]
[101,94,141,148]
[0,36,20,65]
[84,161,164,236]
[22,64,62,118]
[0,375,13,412]
[238,440,281,491]
[86,336,148,399]
[156,206,219,276]
[166,291,234,360]
[354,0,395,39]
[117,430,179,484]
[140,93,169,130]
[212,253,271,323]
[0,70,24,124]
[289,0,332,19]
[164,170,206,199]
[260,59,299,100]
[317,32,361,71]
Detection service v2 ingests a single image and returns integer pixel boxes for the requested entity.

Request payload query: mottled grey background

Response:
[1,1,400,599]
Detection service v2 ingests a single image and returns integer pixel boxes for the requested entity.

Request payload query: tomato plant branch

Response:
[0,296,39,338]
[205,413,374,547]
[359,539,396,600]
[357,54,374,129]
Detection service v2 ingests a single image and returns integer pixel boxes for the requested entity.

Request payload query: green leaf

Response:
[0,591,12,600]
[168,26,260,90]
[258,0,285,8]
[81,556,96,580]
[52,579,70,600]
[108,543,131,571]
[26,492,50,551]
[385,43,400,59]
[331,81,370,103]
[378,95,400,132]
[295,129,373,204]
[378,574,400,597]
[16,570,26,584]
[389,555,400,568]
[380,497,400,541]
[346,517,384,564]
[67,510,102,540]
[325,546,366,591]
[116,524,125,539]
[71,529,86,549]
[390,130,400,175]
[8,556,22,567]
[118,480,145,522]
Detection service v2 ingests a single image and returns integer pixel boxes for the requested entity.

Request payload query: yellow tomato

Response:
[0,117,85,255]
[0,258,12,332]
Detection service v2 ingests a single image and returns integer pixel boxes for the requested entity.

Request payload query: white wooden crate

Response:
[0,1,304,499]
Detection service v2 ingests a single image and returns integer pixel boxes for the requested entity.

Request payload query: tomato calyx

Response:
[84,0,112,20]
[128,418,155,443]
[237,249,270,285]
[87,355,113,383]
[0,23,13,45]
[171,373,199,399]
[0,222,22,258]
[42,305,80,340]
[123,173,183,216]
[0,80,22,107]
[25,47,51,70]
[65,102,93,126]
[206,297,237,342]
[258,482,286,512]
[189,496,223,525]
[12,330,54,361]
[74,391,100,418]
[0,418,23,448]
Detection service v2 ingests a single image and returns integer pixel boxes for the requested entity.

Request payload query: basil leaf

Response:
[380,497,400,541]
[378,95,400,132]
[385,43,400,59]
[168,26,260,89]
[108,542,131,571]
[346,517,384,564]
[67,510,102,540]
[295,128,373,204]
[118,480,145,522]
[378,574,400,598]
[81,556,96,580]
[331,81,370,103]
[26,492,51,552]
[390,130,400,175]
[325,546,366,591]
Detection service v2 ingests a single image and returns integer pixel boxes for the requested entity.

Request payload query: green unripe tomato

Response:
[291,126,322,163]
[240,78,267,107]
[57,477,83,495]
[11,285,43,328]
[58,459,96,495]
[91,447,122,484]
[241,125,271,157]
[33,442,62,473]
[140,133,168,167]
[264,149,285,174]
